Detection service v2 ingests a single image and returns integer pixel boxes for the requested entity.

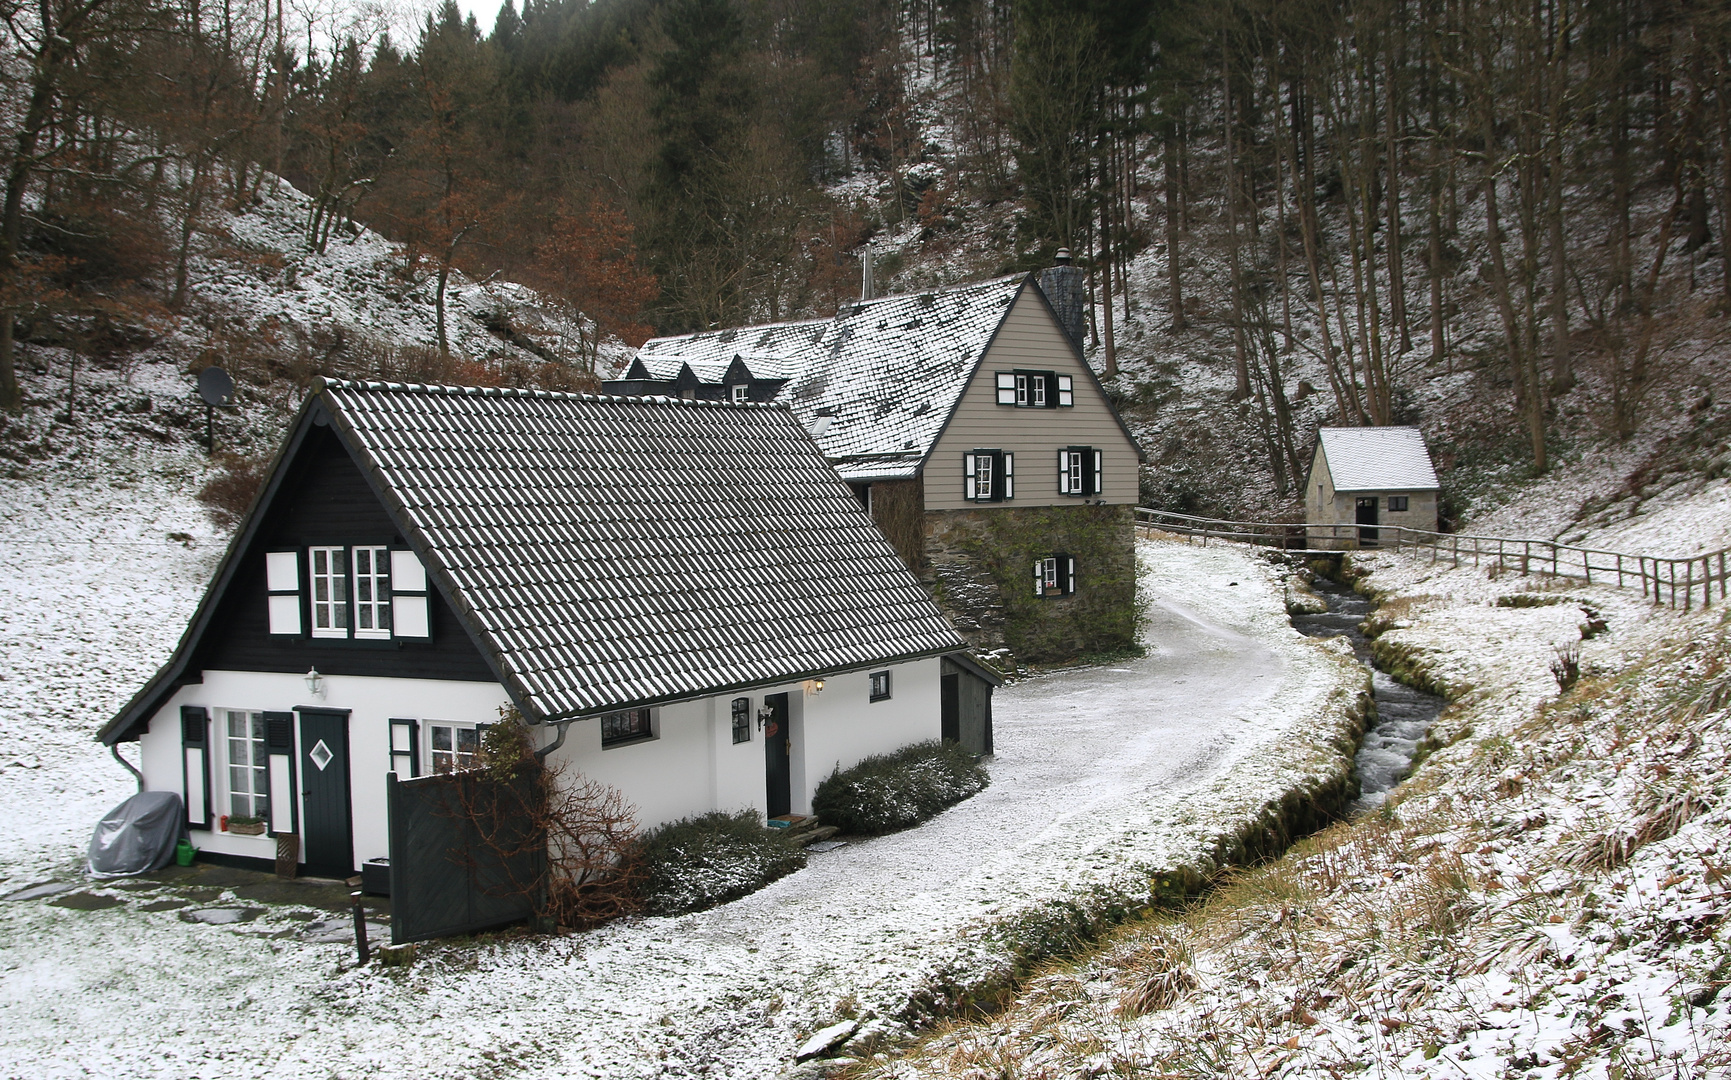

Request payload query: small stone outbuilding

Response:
[1304,427,1440,548]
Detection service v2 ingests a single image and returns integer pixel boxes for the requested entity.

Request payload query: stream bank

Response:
[1289,572,1445,810]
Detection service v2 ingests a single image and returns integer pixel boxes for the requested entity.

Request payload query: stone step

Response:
[797,826,840,847]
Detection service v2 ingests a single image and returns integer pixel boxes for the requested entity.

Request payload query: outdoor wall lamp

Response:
[304,666,326,699]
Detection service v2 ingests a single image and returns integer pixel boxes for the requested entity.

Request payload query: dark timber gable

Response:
[189,422,492,683]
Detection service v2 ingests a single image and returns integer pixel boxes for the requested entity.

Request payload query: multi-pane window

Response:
[730,384,749,404]
[1057,447,1103,496]
[309,546,349,637]
[1388,496,1409,512]
[352,546,392,639]
[1033,555,1077,597]
[995,371,1075,408]
[963,450,1013,502]
[601,708,654,747]
[869,671,892,702]
[225,710,269,819]
[428,723,479,773]
[731,698,751,743]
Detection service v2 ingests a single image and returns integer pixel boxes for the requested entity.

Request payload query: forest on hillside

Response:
[1,0,1728,501]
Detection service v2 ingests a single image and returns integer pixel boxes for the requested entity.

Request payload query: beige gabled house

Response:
[611,272,1145,664]
[1305,427,1441,548]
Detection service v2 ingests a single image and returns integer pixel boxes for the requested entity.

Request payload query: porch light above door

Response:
[304,666,326,699]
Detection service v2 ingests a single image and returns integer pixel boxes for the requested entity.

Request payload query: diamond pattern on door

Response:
[309,739,334,772]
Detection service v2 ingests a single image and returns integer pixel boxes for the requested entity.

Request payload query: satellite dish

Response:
[197,366,235,407]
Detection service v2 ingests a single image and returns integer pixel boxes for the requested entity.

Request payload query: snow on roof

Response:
[1317,427,1440,491]
[635,275,1027,480]
[104,382,965,737]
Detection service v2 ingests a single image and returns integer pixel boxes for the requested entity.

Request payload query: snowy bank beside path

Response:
[0,535,1365,1080]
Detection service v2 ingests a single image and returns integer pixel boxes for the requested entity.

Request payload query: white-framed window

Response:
[601,708,654,747]
[309,546,349,637]
[1033,555,1077,597]
[1057,447,1103,496]
[428,722,481,773]
[963,449,1013,502]
[1388,496,1409,512]
[224,710,269,820]
[869,670,891,702]
[352,545,392,639]
[996,371,1074,408]
[730,384,748,403]
[731,698,751,743]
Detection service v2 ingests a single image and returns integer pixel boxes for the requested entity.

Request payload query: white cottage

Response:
[1304,426,1441,549]
[99,380,991,878]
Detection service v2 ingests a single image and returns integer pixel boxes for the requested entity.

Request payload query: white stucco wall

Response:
[139,671,510,871]
[136,656,948,870]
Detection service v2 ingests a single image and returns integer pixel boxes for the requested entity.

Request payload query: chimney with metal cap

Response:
[1037,247,1087,348]
[859,246,875,302]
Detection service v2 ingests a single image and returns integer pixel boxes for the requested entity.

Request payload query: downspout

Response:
[533,718,575,761]
[111,743,145,793]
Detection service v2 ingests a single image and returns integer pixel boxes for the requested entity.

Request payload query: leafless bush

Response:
[452,710,642,930]
[1550,643,1581,692]
[197,452,269,527]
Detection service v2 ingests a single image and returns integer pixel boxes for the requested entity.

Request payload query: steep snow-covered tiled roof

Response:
[635,275,1026,482]
[102,381,965,739]
[1318,427,1440,491]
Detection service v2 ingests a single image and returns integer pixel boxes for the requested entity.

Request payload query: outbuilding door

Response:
[298,708,354,877]
[941,674,960,743]
[763,693,791,818]
[1356,497,1380,547]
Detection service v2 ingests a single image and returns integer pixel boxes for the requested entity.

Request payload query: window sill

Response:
[601,735,656,751]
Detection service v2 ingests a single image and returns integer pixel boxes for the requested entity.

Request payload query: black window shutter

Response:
[180,705,211,830]
[1044,371,1062,408]
[991,450,1008,501]
[389,717,420,778]
[263,711,297,835]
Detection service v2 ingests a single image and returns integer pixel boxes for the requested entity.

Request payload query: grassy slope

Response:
[861,500,1731,1079]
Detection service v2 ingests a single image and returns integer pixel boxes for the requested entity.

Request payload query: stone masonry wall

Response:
[922,504,1138,664]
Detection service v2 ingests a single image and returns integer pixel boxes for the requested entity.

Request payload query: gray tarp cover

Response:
[87,791,187,878]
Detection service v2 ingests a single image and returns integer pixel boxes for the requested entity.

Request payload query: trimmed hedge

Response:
[636,810,806,916]
[811,740,990,836]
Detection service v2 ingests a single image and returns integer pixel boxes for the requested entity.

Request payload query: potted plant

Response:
[229,815,267,836]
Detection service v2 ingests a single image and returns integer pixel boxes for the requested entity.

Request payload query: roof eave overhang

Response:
[528,642,966,725]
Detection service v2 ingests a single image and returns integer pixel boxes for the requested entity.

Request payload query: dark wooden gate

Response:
[763,692,791,818]
[386,770,545,944]
[297,708,353,877]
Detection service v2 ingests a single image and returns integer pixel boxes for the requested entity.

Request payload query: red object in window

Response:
[219,814,230,832]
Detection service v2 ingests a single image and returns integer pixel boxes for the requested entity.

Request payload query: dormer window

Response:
[996,371,1074,408]
[730,384,748,404]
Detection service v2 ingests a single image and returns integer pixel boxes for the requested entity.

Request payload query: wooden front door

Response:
[763,693,791,818]
[1356,497,1380,547]
[298,708,354,876]
[941,674,960,743]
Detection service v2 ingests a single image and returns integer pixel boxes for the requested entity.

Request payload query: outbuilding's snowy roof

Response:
[1317,427,1440,491]
[103,382,964,737]
[635,275,1026,482]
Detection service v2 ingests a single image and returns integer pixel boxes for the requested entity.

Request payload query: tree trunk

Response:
[1163,123,1186,331]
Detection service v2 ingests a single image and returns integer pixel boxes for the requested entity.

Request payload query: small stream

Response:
[1290,575,1446,810]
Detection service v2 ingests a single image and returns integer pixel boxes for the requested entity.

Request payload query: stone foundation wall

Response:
[922,504,1138,663]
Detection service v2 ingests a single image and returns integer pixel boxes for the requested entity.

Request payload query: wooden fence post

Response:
[1684,559,1694,611]
[1617,553,1624,589]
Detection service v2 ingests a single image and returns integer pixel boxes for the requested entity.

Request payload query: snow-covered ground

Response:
[0,456,1365,1080]
[869,490,1731,1079]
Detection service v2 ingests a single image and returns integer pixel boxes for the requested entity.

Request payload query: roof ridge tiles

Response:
[321,377,788,411]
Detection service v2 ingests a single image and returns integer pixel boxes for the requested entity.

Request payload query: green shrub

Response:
[636,810,806,916]
[812,740,990,836]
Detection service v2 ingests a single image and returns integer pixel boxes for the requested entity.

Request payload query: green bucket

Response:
[174,840,197,867]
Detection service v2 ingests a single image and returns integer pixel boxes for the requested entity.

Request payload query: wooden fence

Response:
[1134,507,1731,612]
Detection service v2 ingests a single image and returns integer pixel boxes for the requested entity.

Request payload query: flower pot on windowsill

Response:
[229,818,267,836]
